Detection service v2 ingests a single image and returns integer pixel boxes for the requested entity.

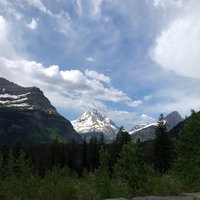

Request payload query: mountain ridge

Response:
[0,77,82,144]
[130,111,183,141]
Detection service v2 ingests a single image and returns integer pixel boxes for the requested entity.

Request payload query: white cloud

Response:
[26,18,38,30]
[85,57,96,62]
[0,56,142,111]
[0,16,17,58]
[85,69,110,83]
[151,0,200,79]
[107,110,155,129]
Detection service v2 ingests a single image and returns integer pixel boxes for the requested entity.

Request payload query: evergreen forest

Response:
[0,110,200,200]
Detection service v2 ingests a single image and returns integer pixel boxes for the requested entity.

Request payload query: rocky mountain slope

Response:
[130,111,183,142]
[72,109,119,140]
[0,77,82,144]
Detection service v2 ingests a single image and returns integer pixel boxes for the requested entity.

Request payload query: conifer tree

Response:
[15,149,31,179]
[95,147,110,198]
[6,148,15,177]
[153,114,173,174]
[174,110,200,188]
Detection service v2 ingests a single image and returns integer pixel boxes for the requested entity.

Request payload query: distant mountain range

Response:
[72,109,183,142]
[0,77,185,144]
[129,111,183,142]
[0,77,82,144]
[72,109,119,141]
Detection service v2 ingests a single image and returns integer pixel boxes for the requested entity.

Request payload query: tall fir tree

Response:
[6,148,15,177]
[153,114,173,174]
[174,110,200,188]
[95,147,111,198]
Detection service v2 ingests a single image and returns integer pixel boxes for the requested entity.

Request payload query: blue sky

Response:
[1,0,200,129]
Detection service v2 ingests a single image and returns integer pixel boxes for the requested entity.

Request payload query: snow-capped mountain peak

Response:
[72,109,119,138]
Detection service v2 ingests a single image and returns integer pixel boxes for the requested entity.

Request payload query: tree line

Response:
[0,110,200,199]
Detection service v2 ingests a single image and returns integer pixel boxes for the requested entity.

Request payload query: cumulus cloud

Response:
[85,69,110,83]
[151,0,200,79]
[0,57,142,110]
[0,16,17,58]
[26,18,38,30]
[107,110,155,129]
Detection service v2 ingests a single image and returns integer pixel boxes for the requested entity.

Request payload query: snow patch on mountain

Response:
[72,109,119,138]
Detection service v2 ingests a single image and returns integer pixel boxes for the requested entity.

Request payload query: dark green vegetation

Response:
[0,108,82,144]
[0,111,200,199]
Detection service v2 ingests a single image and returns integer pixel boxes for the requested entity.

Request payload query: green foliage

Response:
[6,148,15,178]
[113,141,154,196]
[15,150,32,179]
[173,110,200,190]
[95,147,111,198]
[116,126,131,146]
[0,148,3,178]
[149,174,183,196]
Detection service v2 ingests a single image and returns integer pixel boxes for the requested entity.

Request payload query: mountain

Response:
[130,111,183,142]
[72,109,119,141]
[0,77,82,144]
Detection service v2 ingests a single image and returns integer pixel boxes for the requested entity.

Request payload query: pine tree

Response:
[95,147,111,198]
[116,126,131,146]
[15,149,31,179]
[153,114,173,174]
[174,110,200,188]
[6,148,15,177]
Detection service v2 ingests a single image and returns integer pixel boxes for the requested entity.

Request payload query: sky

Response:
[0,0,200,129]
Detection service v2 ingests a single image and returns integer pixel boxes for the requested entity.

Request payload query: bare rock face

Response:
[0,77,82,144]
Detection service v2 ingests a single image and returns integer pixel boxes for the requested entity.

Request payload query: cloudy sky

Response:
[0,0,200,129]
